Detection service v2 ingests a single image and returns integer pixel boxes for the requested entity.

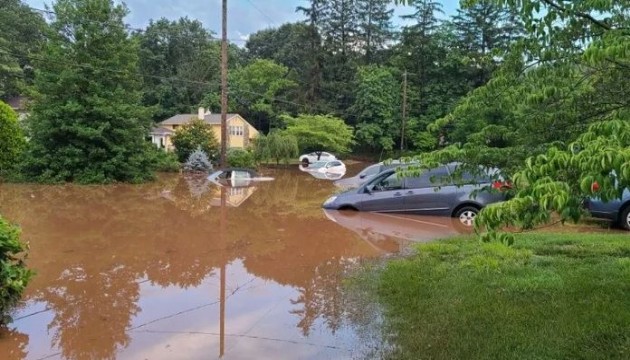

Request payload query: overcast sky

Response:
[24,0,460,43]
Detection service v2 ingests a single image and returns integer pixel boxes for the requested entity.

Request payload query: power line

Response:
[26,5,248,43]
[244,0,276,26]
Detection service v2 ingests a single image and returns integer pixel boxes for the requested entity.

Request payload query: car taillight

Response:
[591,181,600,193]
[492,180,512,191]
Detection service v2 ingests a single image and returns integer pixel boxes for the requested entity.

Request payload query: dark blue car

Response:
[585,189,630,231]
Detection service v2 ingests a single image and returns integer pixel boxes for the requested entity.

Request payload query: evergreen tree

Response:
[296,0,328,107]
[184,148,212,172]
[356,0,394,64]
[452,0,523,86]
[22,0,154,184]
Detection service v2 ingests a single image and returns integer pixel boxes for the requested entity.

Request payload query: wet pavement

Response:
[0,164,471,360]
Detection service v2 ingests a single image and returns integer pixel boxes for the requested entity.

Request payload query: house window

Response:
[229,126,244,136]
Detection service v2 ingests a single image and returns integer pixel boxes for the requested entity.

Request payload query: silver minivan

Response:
[323,163,507,227]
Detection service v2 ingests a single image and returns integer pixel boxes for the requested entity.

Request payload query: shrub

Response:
[0,101,26,179]
[0,216,33,324]
[148,146,180,172]
[227,148,255,168]
[172,118,219,163]
[184,148,213,172]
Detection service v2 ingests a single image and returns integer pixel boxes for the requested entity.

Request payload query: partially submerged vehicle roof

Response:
[210,168,258,176]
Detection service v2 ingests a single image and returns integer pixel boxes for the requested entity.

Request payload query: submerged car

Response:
[334,160,414,189]
[323,163,508,227]
[584,189,630,230]
[299,151,336,165]
[207,168,272,187]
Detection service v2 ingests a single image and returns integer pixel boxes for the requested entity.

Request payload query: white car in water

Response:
[299,151,337,165]
[306,160,346,175]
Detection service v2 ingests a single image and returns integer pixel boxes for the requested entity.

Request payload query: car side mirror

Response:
[365,185,374,194]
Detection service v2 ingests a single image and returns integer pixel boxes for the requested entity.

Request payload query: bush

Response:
[148,146,180,172]
[0,216,33,324]
[0,101,26,179]
[172,118,219,163]
[227,148,255,168]
[184,148,213,172]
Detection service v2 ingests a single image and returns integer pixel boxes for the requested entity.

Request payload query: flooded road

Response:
[0,164,470,360]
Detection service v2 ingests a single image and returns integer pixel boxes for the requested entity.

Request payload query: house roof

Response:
[160,113,239,126]
[150,126,174,135]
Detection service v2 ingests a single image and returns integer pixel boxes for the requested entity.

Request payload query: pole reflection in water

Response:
[0,165,463,359]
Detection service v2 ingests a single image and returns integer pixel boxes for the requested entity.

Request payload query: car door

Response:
[402,166,457,215]
[359,172,405,212]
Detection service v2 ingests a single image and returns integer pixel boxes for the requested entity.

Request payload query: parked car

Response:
[299,151,336,165]
[584,189,630,230]
[322,163,508,227]
[334,160,414,189]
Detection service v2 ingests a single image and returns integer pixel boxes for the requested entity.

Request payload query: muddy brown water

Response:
[0,164,471,360]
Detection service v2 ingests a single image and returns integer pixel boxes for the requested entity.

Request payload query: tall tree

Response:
[356,0,394,63]
[0,0,47,99]
[351,65,400,151]
[137,18,216,121]
[451,0,522,86]
[22,0,154,184]
[296,0,328,106]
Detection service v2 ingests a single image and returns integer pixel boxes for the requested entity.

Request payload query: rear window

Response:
[404,166,452,189]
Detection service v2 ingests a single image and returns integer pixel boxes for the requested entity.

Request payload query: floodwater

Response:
[0,164,470,360]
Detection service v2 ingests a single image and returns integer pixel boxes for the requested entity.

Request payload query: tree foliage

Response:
[351,65,399,151]
[413,0,630,238]
[0,0,47,100]
[21,0,155,184]
[281,114,355,154]
[184,148,212,172]
[0,101,25,177]
[253,132,299,165]
[171,118,219,163]
[0,215,33,324]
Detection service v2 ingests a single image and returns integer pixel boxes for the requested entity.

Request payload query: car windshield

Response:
[309,161,328,169]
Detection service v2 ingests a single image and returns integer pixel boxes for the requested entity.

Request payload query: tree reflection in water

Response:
[0,167,393,359]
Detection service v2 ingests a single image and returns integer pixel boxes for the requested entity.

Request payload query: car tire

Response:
[620,206,630,231]
[301,158,309,165]
[454,206,480,229]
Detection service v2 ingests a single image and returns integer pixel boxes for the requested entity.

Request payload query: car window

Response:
[330,161,341,167]
[404,166,451,189]
[373,172,403,191]
[232,171,251,179]
[360,164,380,177]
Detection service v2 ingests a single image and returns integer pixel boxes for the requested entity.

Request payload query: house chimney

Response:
[198,107,205,120]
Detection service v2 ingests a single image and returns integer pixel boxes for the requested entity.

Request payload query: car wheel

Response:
[620,206,630,231]
[455,206,479,228]
[301,158,309,165]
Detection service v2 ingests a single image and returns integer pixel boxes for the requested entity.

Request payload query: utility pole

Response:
[220,0,228,167]
[401,70,408,151]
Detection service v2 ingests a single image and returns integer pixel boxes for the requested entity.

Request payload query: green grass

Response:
[364,233,630,360]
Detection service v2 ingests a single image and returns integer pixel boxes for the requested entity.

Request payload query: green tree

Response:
[225,59,297,131]
[281,114,354,155]
[351,65,399,151]
[412,0,630,239]
[0,0,47,99]
[253,132,299,165]
[22,0,154,184]
[356,0,394,64]
[0,215,33,324]
[136,17,245,121]
[0,101,25,177]
[171,118,219,163]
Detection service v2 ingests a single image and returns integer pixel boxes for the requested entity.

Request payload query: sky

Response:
[24,0,460,43]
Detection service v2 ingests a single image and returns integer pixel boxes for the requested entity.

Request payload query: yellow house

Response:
[150,107,259,151]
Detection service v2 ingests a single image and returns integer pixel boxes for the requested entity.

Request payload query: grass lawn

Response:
[363,233,630,360]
